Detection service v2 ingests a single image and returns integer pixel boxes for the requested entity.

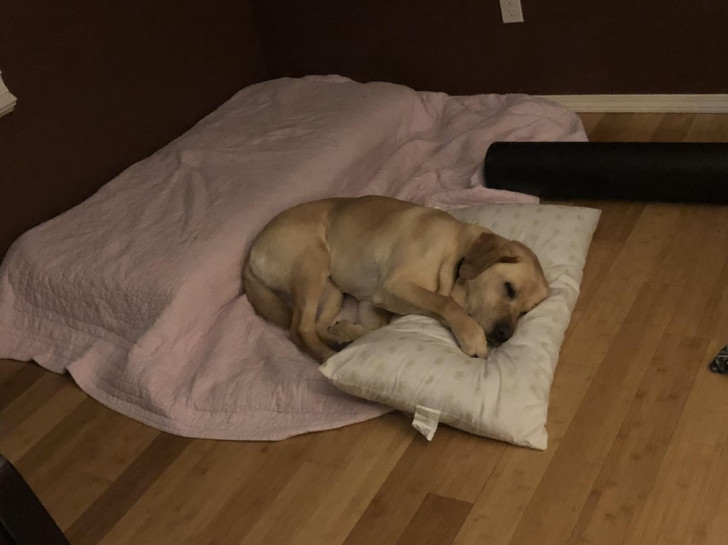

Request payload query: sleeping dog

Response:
[244,196,549,362]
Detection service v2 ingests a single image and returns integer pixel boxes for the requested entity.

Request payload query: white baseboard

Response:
[540,94,728,113]
[0,71,17,118]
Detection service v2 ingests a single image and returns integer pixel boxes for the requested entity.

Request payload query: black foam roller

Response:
[484,142,728,202]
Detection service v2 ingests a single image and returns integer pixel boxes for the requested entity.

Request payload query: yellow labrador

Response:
[244,196,549,362]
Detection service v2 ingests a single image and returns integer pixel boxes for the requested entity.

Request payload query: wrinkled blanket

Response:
[0,76,586,439]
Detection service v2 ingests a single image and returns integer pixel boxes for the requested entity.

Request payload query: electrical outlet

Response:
[499,0,524,23]
[0,71,17,118]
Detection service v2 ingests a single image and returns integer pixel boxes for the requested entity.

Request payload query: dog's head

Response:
[453,231,549,345]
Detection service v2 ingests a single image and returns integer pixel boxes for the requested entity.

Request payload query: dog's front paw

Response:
[455,320,489,359]
[462,337,489,359]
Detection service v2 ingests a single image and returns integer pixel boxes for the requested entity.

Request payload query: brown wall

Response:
[252,0,728,95]
[0,1,268,256]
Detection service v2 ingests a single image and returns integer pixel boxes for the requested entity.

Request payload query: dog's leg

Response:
[357,300,392,331]
[378,280,489,358]
[325,300,391,346]
[327,320,369,345]
[243,261,292,329]
[315,280,348,350]
[290,263,338,362]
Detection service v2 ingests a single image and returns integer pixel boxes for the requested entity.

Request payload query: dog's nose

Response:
[490,321,513,344]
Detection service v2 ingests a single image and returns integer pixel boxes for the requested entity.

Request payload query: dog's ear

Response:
[459,232,519,279]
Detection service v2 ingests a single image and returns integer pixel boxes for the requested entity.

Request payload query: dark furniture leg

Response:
[0,454,70,545]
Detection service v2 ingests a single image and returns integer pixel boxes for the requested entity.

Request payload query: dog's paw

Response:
[461,337,489,359]
[327,320,368,343]
[455,320,489,359]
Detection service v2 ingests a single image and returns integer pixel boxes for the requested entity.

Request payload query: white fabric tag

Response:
[412,405,441,441]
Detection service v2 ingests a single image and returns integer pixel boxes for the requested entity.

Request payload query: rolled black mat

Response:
[484,142,728,202]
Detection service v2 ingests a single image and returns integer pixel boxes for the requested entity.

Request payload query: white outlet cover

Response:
[500,0,524,23]
[0,71,17,118]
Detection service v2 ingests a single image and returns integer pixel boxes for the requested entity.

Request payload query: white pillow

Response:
[319,203,600,449]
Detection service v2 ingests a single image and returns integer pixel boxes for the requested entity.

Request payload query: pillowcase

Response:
[319,203,600,449]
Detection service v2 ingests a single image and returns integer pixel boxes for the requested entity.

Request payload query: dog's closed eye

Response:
[505,282,517,300]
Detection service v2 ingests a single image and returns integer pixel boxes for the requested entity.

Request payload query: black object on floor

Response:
[0,455,70,545]
[484,142,728,202]
[709,345,728,374]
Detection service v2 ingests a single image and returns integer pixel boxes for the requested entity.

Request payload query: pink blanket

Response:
[0,76,586,439]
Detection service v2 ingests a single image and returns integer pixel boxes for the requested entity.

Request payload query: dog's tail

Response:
[243,259,292,329]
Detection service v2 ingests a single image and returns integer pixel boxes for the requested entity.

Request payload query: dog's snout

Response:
[490,321,513,344]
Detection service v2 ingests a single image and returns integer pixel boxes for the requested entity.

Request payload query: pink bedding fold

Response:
[0,76,586,439]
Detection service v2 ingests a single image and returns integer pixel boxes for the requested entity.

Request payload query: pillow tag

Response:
[412,405,441,441]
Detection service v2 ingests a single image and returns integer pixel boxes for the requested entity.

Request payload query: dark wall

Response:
[0,1,268,256]
[252,0,728,95]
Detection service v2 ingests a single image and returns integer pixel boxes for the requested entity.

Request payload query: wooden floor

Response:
[2,113,728,545]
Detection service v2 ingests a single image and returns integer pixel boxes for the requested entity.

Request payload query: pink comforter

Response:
[0,76,585,439]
